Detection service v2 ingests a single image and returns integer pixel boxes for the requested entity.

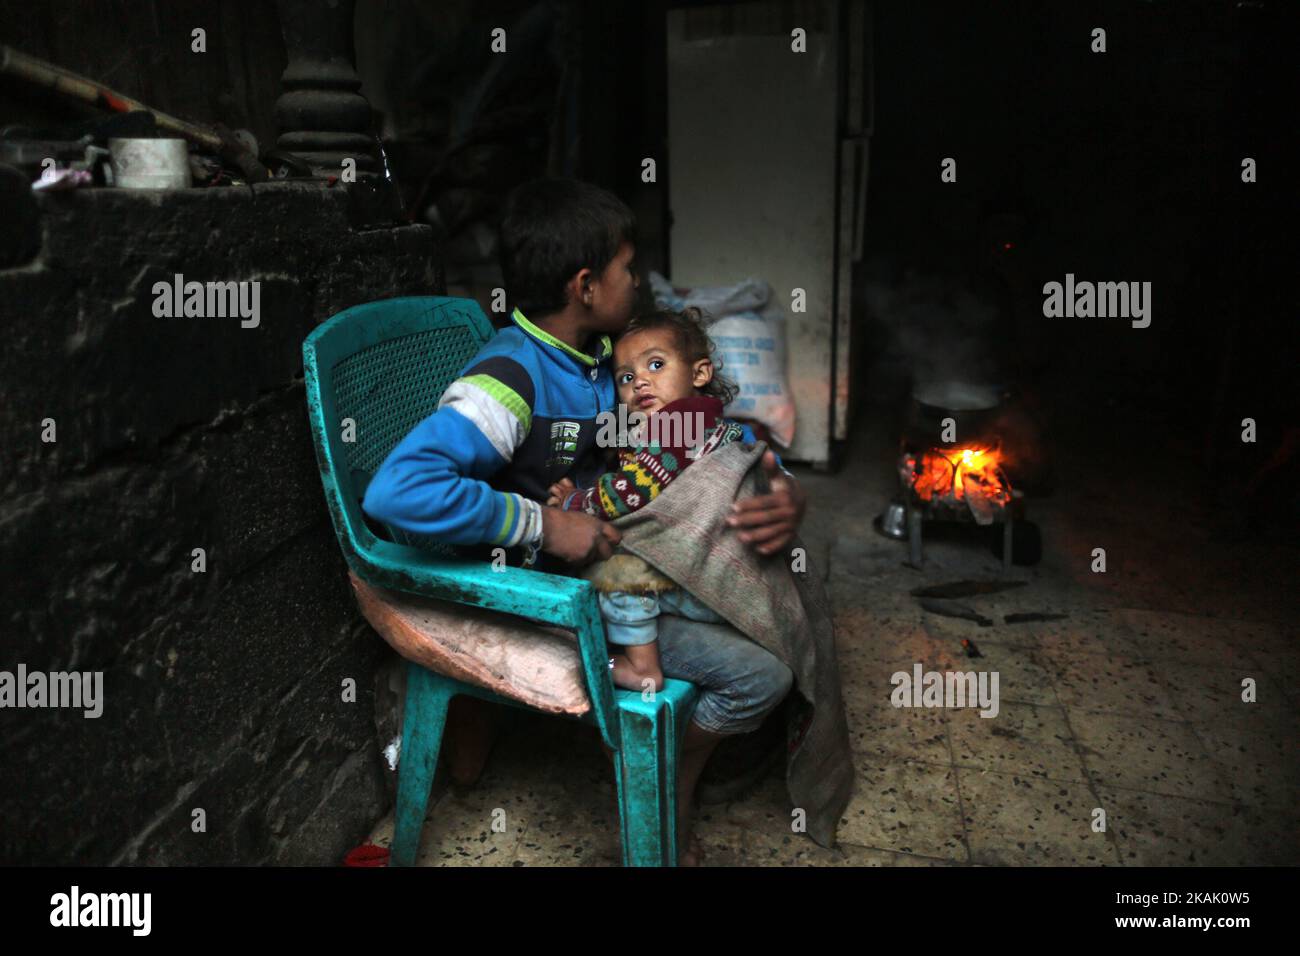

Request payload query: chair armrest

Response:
[357,539,588,624]
[351,540,623,751]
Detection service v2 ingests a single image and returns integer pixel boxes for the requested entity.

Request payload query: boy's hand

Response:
[726,450,806,556]
[541,507,621,566]
[546,477,577,507]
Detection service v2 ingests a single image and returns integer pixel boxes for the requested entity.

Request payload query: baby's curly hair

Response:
[620,306,739,406]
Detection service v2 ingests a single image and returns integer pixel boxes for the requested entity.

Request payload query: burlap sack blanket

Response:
[588,440,854,847]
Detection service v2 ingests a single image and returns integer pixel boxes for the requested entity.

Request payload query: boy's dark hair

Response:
[622,306,739,406]
[499,178,637,316]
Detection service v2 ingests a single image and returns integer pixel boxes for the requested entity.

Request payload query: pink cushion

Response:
[349,572,592,716]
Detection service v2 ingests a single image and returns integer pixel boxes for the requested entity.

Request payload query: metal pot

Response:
[108,138,191,189]
[905,380,1008,449]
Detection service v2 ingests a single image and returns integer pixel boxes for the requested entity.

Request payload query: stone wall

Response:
[0,182,441,864]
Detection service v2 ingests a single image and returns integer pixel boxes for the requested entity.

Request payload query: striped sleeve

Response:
[362,356,543,549]
[437,356,534,458]
[439,358,541,547]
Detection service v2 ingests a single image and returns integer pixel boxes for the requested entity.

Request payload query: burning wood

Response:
[902,444,1012,525]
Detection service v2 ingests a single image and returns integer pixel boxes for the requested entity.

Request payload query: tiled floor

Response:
[367,408,1299,866]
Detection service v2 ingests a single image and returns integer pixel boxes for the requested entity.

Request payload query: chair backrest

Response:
[303,296,496,565]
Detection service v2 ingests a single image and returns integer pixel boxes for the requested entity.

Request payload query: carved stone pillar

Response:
[274,0,380,177]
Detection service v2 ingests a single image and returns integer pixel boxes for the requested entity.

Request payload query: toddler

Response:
[546,307,751,693]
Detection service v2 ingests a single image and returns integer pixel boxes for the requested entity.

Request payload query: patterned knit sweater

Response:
[560,395,745,520]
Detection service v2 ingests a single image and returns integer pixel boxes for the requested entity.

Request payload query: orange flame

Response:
[910,445,1011,505]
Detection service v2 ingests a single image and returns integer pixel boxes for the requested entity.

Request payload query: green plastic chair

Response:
[302,296,699,866]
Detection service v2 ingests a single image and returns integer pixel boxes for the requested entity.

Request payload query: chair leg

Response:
[391,663,454,867]
[615,700,678,866]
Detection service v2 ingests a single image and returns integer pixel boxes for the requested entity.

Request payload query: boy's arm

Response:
[361,361,542,550]
[727,450,805,555]
[363,358,621,567]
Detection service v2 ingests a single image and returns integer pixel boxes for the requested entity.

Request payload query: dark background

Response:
[0,0,1293,865]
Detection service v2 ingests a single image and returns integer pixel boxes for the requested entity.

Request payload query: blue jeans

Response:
[599,588,726,645]
[598,590,792,736]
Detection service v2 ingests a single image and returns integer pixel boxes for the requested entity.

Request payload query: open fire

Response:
[878,382,1032,570]
[901,444,1012,525]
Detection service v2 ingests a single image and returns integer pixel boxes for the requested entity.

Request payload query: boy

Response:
[362,178,805,864]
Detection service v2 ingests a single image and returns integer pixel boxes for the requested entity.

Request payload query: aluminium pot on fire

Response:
[905,380,1007,449]
[875,380,1030,569]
